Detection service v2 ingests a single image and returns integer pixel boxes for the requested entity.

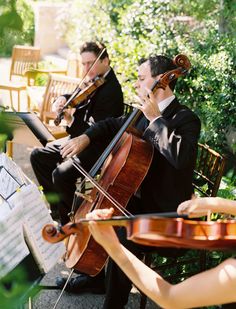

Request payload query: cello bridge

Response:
[75,192,94,203]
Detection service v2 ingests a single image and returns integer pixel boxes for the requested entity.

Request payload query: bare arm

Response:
[178,197,236,218]
[168,258,236,308]
[87,208,236,309]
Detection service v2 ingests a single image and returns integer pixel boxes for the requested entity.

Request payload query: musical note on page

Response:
[0,166,21,200]
[9,184,65,273]
[0,199,11,218]
[0,206,29,279]
[0,153,27,186]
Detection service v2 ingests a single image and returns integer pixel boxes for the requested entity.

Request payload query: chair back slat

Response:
[10,45,40,79]
[39,73,81,123]
[193,143,226,197]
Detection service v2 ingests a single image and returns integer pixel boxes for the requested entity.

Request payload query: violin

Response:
[54,47,107,126]
[42,213,236,250]
[54,76,105,126]
[69,77,105,107]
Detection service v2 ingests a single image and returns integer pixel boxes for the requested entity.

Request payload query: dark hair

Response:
[80,42,109,60]
[139,55,177,90]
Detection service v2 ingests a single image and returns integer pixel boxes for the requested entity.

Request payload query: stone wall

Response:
[33,2,68,57]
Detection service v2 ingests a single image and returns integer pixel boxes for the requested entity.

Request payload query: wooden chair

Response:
[193,143,226,197]
[139,143,226,309]
[0,45,41,111]
[36,73,81,139]
[4,74,81,157]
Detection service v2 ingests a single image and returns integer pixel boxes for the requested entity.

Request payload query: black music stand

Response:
[3,111,55,147]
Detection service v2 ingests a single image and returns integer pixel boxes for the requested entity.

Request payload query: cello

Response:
[43,54,191,276]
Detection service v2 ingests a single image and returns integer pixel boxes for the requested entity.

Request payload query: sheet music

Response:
[0,199,11,218]
[0,206,30,279]
[0,153,27,186]
[0,166,21,200]
[9,184,65,273]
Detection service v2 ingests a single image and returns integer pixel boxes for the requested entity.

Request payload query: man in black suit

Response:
[56,54,201,308]
[30,42,124,225]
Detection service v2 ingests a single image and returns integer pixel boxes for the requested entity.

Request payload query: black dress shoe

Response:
[55,274,105,294]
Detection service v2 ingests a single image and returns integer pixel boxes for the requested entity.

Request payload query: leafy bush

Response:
[0,0,34,56]
[57,0,235,161]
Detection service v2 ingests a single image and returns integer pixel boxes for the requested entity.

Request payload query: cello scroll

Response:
[151,54,191,92]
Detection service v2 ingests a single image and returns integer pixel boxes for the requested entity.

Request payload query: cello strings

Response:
[71,158,133,217]
[72,158,132,217]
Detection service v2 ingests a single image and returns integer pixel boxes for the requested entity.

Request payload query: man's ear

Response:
[102,57,110,66]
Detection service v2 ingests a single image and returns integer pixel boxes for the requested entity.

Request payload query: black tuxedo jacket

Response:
[66,68,124,138]
[85,98,201,214]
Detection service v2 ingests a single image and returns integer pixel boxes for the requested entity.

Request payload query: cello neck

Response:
[79,108,142,178]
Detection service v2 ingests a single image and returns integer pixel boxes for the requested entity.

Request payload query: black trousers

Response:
[103,196,187,309]
[30,136,103,224]
[103,226,187,309]
[103,227,148,309]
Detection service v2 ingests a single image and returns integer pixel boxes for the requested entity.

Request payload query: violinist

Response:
[30,41,124,224]
[55,54,201,308]
[85,202,236,309]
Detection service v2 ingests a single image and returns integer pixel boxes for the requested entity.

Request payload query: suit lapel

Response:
[135,98,180,131]
[162,98,180,119]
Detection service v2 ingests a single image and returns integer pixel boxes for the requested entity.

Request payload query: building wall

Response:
[33,2,67,57]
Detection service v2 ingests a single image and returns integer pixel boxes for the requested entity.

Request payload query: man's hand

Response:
[133,88,161,122]
[60,134,90,158]
[52,96,75,124]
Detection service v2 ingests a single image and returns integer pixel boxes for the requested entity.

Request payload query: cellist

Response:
[56,54,201,308]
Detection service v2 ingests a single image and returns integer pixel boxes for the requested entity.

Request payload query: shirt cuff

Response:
[149,115,162,126]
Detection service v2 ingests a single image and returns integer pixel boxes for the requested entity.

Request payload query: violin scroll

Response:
[42,224,63,243]
[42,222,81,243]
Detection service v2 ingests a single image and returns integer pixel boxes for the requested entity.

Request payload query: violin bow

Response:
[72,47,107,94]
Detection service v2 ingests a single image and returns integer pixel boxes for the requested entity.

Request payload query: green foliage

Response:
[45,192,61,204]
[0,266,40,308]
[217,170,236,199]
[0,113,13,151]
[179,35,235,152]
[0,0,34,56]
[57,0,235,154]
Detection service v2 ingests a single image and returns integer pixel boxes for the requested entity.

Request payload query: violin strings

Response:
[71,158,133,217]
